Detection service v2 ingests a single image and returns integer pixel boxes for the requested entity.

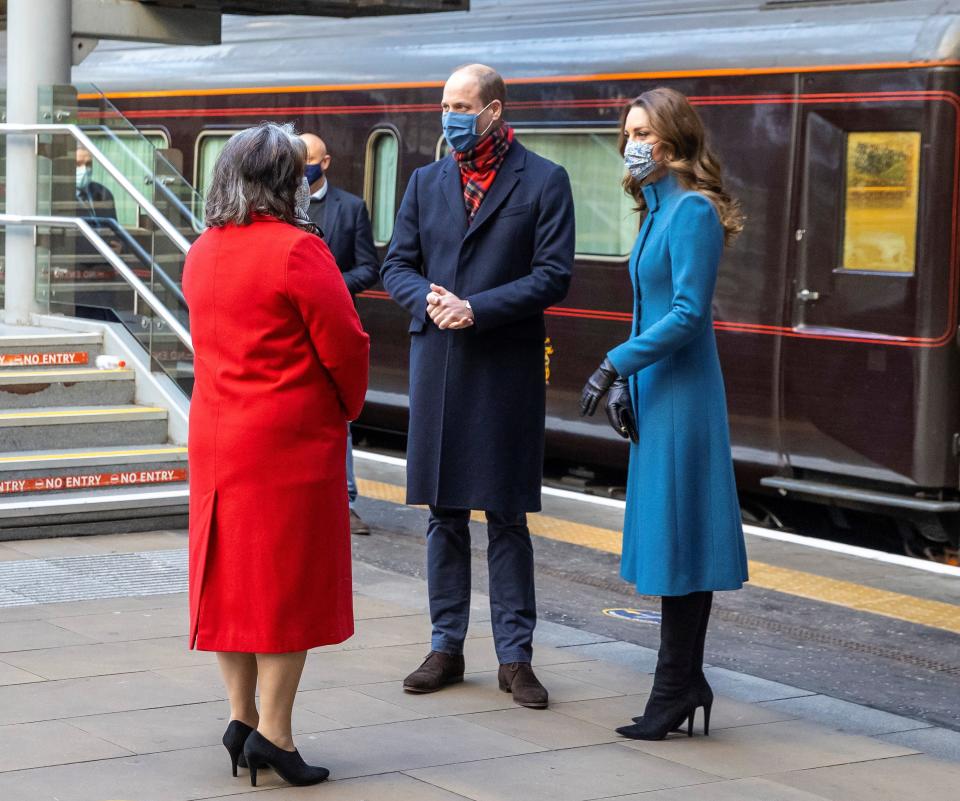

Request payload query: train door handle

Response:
[796,288,820,302]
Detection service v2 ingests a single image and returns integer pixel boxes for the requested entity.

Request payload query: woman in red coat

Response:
[183,122,369,787]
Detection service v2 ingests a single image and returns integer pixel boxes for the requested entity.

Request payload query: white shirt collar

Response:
[311,181,328,201]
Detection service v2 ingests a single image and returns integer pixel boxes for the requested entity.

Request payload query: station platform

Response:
[0,454,958,799]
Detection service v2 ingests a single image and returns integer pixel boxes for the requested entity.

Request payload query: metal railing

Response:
[0,213,193,353]
[0,122,193,254]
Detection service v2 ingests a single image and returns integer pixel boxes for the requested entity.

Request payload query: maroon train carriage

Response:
[73,0,960,549]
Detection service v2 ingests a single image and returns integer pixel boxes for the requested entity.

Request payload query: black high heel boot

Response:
[619,592,712,740]
[633,592,714,733]
[243,730,329,787]
[222,720,254,777]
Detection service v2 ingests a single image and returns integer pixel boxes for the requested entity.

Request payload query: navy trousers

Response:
[427,506,537,664]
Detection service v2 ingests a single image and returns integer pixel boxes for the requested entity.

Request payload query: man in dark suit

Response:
[300,132,380,536]
[75,146,117,220]
[380,64,575,709]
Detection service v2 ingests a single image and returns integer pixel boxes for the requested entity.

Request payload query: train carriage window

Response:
[365,130,399,245]
[436,130,635,258]
[841,131,921,274]
[196,133,237,200]
[514,131,636,258]
[85,131,169,228]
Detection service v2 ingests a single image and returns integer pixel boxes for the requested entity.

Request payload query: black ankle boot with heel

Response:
[243,730,329,787]
[222,720,253,777]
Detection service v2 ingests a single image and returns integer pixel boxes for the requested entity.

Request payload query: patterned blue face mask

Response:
[624,140,658,181]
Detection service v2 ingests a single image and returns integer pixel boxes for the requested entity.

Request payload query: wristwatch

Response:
[463,299,473,316]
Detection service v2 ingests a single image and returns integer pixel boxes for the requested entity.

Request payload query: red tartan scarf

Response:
[453,125,515,222]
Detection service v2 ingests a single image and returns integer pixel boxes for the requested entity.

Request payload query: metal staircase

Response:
[0,85,199,538]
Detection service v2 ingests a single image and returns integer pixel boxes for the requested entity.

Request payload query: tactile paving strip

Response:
[0,548,187,607]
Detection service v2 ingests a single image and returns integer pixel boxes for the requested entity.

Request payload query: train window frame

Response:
[83,128,170,228]
[193,129,243,200]
[364,127,400,247]
[434,128,635,262]
[836,129,922,278]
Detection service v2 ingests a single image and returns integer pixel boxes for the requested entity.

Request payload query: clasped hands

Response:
[580,357,639,444]
[426,283,474,330]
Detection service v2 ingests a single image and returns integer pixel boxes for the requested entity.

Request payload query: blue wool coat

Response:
[607,172,749,596]
[381,141,574,512]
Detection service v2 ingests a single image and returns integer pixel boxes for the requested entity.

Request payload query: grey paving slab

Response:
[0,618,96,652]
[353,595,422,620]
[0,719,132,773]
[552,692,795,732]
[296,687,431,727]
[408,743,720,801]
[69,701,340,755]
[314,613,483,653]
[0,670,220,726]
[702,666,817,703]
[876,725,960,762]
[252,716,546,786]
[553,640,660,675]
[0,743,251,801]
[0,544,31,562]
[358,667,620,717]
[202,772,475,800]
[534,619,616,648]
[46,604,188,642]
[541,655,656,695]
[1,634,214,679]
[0,659,44,686]
[3,530,187,558]
[621,718,917,779]
[766,753,960,801]
[460,707,619,749]
[0,592,188,624]
[600,776,833,801]
[760,693,932,736]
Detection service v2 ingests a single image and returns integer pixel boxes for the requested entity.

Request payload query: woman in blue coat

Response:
[580,87,749,740]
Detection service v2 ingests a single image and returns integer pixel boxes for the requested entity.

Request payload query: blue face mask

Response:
[442,101,495,153]
[624,140,658,182]
[305,163,324,184]
[76,165,92,191]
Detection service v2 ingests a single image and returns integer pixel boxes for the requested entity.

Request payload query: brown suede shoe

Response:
[403,651,465,693]
[350,509,371,536]
[498,662,549,709]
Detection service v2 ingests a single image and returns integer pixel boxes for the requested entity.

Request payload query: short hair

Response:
[453,64,507,109]
[204,122,306,228]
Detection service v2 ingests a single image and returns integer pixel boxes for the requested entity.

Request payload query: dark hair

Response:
[453,63,507,109]
[204,122,306,228]
[618,87,744,244]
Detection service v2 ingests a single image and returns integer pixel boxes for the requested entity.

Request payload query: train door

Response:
[779,96,955,488]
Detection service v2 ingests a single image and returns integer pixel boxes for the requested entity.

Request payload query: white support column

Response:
[4,0,73,325]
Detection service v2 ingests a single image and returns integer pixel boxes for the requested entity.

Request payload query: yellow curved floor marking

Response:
[0,447,187,464]
[0,407,164,420]
[356,477,960,635]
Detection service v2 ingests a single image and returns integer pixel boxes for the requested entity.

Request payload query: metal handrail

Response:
[0,123,193,254]
[0,213,194,354]
[85,216,188,307]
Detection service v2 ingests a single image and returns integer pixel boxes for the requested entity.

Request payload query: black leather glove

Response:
[580,357,619,417]
[606,377,638,444]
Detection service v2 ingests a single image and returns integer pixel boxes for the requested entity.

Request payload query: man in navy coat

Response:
[380,64,574,708]
[300,132,380,536]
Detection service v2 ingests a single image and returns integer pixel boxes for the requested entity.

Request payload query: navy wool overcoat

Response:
[381,140,575,513]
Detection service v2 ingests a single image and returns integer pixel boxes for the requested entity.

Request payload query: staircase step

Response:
[0,484,189,540]
[0,332,102,368]
[0,368,135,408]
[0,405,168,451]
[0,444,187,497]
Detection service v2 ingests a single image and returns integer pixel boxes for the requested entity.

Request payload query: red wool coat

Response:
[183,215,370,653]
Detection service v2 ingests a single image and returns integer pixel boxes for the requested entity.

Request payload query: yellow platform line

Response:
[0,407,164,421]
[0,447,187,464]
[356,477,960,635]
